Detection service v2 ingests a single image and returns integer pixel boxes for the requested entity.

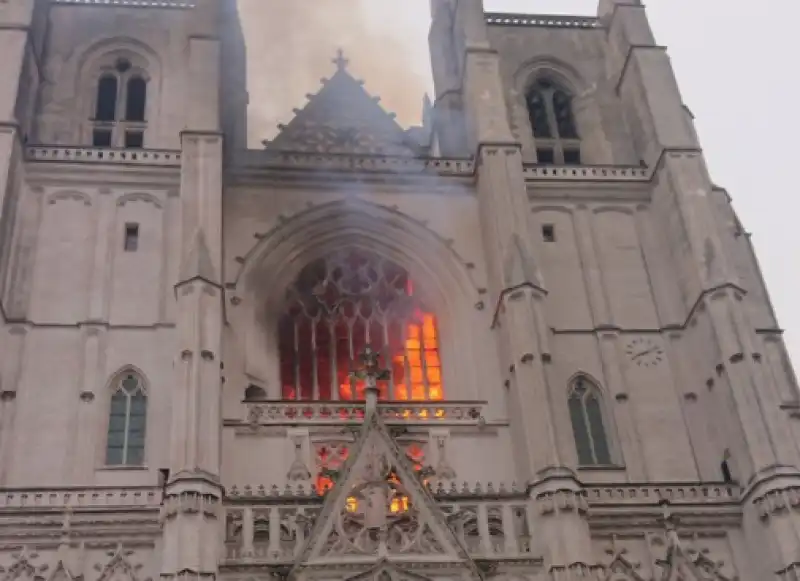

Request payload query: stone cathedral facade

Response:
[0,0,798,579]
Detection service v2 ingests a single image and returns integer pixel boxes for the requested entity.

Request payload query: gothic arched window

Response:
[278,249,444,402]
[105,370,147,466]
[90,57,147,149]
[526,78,581,165]
[568,376,611,466]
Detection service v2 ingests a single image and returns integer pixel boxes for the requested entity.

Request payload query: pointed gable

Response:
[265,51,423,157]
[291,412,480,578]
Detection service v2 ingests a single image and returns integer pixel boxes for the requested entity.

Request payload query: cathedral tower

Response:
[0,0,794,580]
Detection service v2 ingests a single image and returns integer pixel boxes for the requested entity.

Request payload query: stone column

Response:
[604,1,800,574]
[450,3,598,575]
[0,0,43,302]
[161,3,225,581]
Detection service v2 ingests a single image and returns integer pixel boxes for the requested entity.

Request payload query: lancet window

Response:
[278,249,444,402]
[91,57,147,148]
[105,370,147,466]
[526,77,581,165]
[568,376,611,466]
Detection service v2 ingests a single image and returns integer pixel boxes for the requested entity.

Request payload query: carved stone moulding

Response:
[243,401,485,427]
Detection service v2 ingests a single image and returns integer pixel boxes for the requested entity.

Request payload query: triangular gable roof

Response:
[265,52,423,157]
[658,530,731,581]
[604,553,647,581]
[290,411,481,579]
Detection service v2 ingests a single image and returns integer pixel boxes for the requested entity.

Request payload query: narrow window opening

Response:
[542,224,555,243]
[124,130,144,149]
[536,147,555,165]
[92,129,112,147]
[105,372,147,467]
[125,76,147,122]
[95,75,118,121]
[563,149,581,165]
[124,223,139,252]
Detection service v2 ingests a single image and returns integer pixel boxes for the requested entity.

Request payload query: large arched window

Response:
[105,370,147,466]
[278,249,443,402]
[568,376,611,466]
[526,78,581,165]
[90,57,147,149]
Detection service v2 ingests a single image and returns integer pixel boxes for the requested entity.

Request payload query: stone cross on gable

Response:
[333,48,349,71]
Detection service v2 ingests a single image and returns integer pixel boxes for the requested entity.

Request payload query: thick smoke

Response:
[236,0,434,146]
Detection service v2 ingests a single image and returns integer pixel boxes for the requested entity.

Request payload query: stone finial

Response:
[332,48,349,72]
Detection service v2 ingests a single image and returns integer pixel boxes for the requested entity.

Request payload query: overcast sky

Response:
[238,0,800,365]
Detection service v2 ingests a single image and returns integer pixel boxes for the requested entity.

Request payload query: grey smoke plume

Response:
[237,0,434,146]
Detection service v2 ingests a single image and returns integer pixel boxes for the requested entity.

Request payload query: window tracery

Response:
[568,376,611,466]
[278,249,444,402]
[105,370,147,466]
[526,78,581,165]
[90,57,148,149]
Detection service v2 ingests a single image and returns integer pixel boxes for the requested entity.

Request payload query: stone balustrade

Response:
[243,400,486,427]
[0,486,163,509]
[222,494,534,563]
[26,145,182,167]
[584,483,741,506]
[52,0,195,8]
[523,164,650,182]
[234,150,476,177]
[485,13,601,28]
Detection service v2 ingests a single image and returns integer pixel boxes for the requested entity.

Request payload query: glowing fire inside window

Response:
[278,250,444,402]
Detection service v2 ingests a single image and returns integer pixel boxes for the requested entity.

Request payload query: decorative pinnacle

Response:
[333,48,349,71]
[350,345,390,413]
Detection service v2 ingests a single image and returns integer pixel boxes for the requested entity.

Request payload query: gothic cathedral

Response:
[0,0,795,580]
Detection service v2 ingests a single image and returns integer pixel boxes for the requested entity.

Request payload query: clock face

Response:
[625,338,664,367]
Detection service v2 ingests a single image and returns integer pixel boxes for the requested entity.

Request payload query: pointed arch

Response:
[234,199,478,316]
[233,198,486,401]
[567,374,612,466]
[513,57,585,166]
[104,366,149,466]
[76,37,160,148]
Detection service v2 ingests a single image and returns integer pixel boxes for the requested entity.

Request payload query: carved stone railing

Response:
[485,13,601,29]
[243,400,486,427]
[221,493,534,563]
[0,486,163,510]
[52,0,196,8]
[523,165,650,182]
[232,151,475,177]
[26,145,182,167]
[584,483,741,507]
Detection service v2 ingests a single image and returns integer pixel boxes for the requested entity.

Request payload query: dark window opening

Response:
[125,76,147,122]
[92,129,112,147]
[526,89,551,138]
[124,130,144,149]
[536,148,555,165]
[563,149,581,165]
[95,76,118,122]
[124,223,139,252]
[553,89,578,139]
[542,224,555,243]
